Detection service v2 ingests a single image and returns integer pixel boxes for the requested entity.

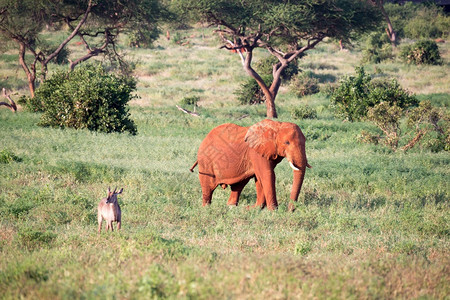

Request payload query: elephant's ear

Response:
[244,119,278,160]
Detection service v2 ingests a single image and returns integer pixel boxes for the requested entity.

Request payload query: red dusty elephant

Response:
[190,119,311,210]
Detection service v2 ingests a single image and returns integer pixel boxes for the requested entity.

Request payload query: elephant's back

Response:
[201,123,248,147]
[197,123,249,176]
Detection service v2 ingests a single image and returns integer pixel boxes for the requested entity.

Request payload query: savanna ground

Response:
[0,27,449,299]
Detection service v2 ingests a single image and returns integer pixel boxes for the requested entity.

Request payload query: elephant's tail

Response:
[189,160,198,172]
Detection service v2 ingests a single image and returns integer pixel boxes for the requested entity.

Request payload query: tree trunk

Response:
[372,0,396,46]
[242,50,279,118]
[18,43,36,98]
[263,92,277,119]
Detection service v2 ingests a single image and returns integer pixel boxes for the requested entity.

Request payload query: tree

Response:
[369,0,396,46]
[174,0,381,118]
[0,0,164,97]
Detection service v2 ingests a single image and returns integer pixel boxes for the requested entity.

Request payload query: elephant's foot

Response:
[288,201,296,212]
[266,204,278,211]
[246,203,265,210]
[227,198,239,206]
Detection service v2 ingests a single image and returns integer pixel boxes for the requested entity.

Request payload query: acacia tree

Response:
[174,0,381,118]
[0,0,164,97]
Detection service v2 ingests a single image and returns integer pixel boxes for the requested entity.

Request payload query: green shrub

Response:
[291,105,318,120]
[403,6,449,39]
[366,102,402,150]
[28,65,137,134]
[361,32,393,64]
[234,75,272,105]
[127,27,160,48]
[360,101,449,152]
[330,67,418,121]
[406,101,449,152]
[179,95,199,107]
[289,71,320,97]
[0,149,22,164]
[385,3,449,40]
[400,40,442,65]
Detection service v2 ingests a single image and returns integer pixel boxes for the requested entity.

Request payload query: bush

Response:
[330,67,418,121]
[406,101,449,152]
[291,105,318,120]
[360,101,449,152]
[234,75,272,105]
[400,40,442,65]
[385,3,449,40]
[361,32,393,64]
[403,6,449,39]
[28,65,137,134]
[366,102,402,150]
[289,71,320,97]
[128,27,160,48]
[179,95,199,107]
[0,149,22,164]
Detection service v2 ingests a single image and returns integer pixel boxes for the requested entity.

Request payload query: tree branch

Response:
[44,0,93,65]
[0,88,17,112]
[176,105,200,117]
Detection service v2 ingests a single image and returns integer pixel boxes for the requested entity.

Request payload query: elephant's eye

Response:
[285,141,290,145]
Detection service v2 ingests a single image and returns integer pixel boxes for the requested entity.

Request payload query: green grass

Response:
[0,28,449,299]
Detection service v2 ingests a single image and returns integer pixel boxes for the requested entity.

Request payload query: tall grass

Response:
[0,28,449,299]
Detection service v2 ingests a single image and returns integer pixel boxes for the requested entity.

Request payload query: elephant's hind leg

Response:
[199,174,215,206]
[252,178,266,209]
[227,178,250,206]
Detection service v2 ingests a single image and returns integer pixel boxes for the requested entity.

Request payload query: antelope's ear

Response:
[244,119,279,160]
[117,188,123,194]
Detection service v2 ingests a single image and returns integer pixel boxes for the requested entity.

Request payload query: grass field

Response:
[0,28,449,299]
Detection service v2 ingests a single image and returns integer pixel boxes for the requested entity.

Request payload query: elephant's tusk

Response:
[289,161,300,171]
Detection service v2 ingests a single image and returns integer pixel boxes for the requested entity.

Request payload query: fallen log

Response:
[176,105,200,117]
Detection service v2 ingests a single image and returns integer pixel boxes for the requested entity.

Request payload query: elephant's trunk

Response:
[290,167,306,201]
[288,151,310,203]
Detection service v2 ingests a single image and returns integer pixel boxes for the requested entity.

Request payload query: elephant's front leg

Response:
[227,178,250,206]
[250,152,278,210]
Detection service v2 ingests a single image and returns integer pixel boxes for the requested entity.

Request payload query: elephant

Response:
[190,119,311,210]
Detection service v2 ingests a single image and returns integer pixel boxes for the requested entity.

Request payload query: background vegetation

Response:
[0,4,449,299]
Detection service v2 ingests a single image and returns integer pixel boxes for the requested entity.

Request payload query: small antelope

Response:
[97,187,123,233]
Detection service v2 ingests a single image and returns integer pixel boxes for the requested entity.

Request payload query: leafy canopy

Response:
[175,0,381,49]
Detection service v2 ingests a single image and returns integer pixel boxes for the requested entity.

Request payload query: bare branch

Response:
[69,30,111,70]
[44,0,93,65]
[401,129,427,152]
[176,105,200,117]
[218,34,247,66]
[1,88,17,112]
